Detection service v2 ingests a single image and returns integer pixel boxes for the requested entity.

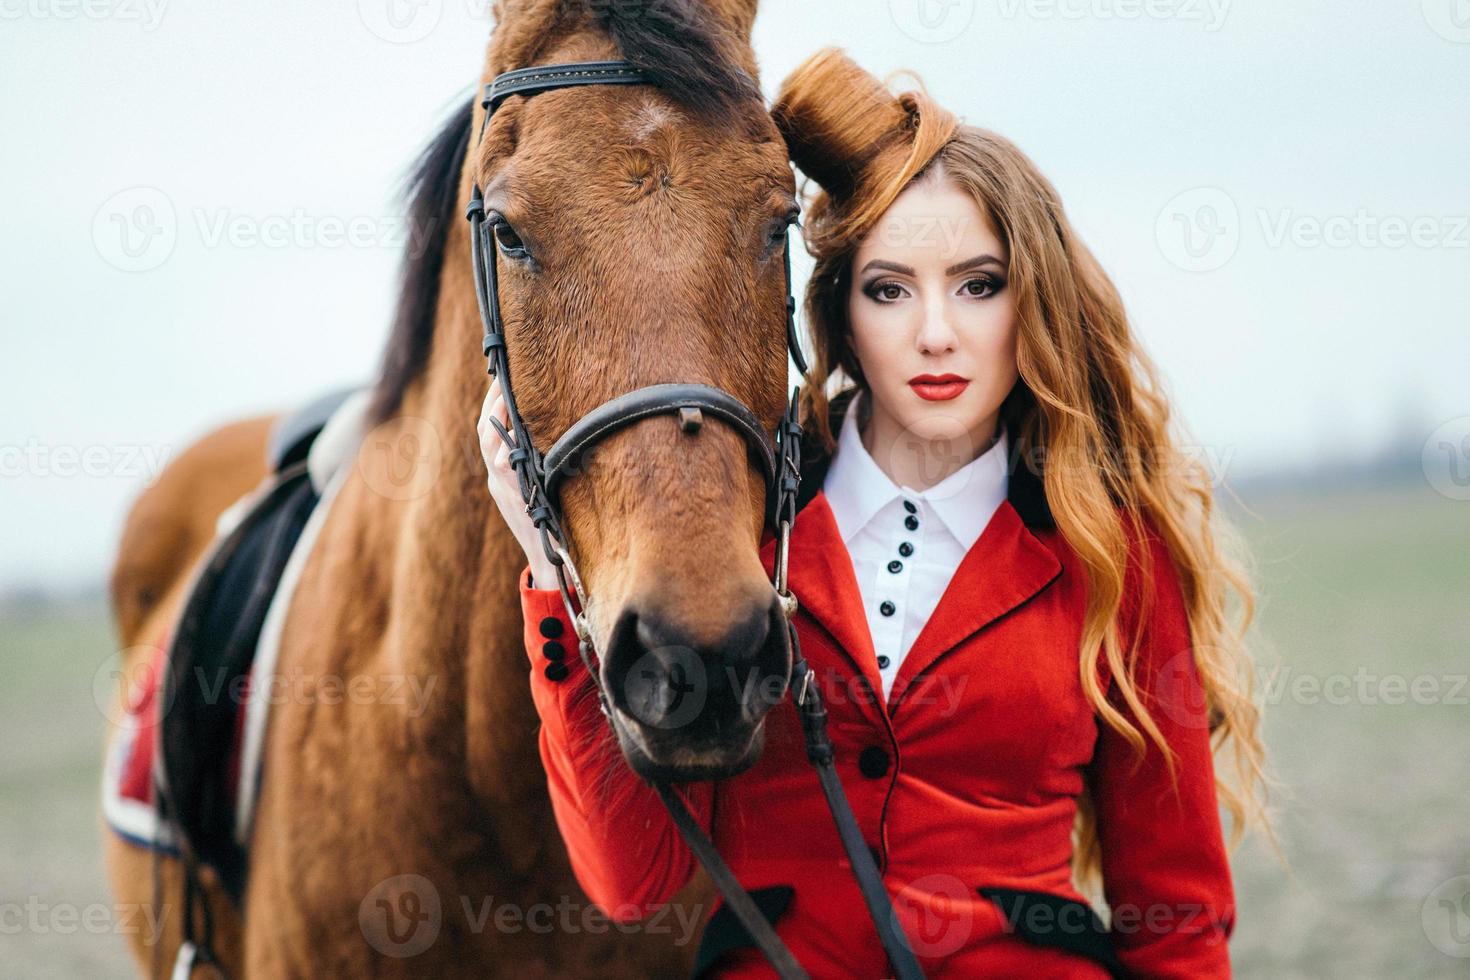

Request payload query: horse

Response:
[103,0,801,974]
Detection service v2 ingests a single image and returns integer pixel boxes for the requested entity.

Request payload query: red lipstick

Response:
[908,374,970,401]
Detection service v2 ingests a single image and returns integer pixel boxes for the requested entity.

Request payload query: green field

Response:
[2,479,1466,976]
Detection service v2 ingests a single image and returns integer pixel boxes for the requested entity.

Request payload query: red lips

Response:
[908,374,970,401]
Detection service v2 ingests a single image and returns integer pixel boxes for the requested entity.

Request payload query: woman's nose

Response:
[915,298,958,355]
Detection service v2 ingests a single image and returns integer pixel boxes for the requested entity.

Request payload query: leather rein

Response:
[470,60,924,980]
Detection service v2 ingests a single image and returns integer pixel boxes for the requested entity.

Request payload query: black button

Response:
[898,541,914,557]
[542,640,566,661]
[904,515,919,531]
[902,500,917,514]
[876,655,891,669]
[543,661,570,682]
[887,560,903,574]
[879,601,896,617]
[539,617,564,639]
[858,746,890,779]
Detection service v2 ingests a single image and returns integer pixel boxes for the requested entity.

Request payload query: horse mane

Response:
[366,95,473,425]
[589,0,758,117]
[366,3,760,425]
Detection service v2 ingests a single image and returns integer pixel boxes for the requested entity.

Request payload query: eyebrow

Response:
[859,254,1006,277]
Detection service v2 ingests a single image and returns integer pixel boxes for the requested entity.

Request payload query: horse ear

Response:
[771,48,909,201]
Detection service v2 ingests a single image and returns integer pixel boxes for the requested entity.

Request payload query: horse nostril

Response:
[603,597,791,734]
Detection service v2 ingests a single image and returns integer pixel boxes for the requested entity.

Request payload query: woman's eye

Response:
[867,280,907,303]
[962,277,1003,299]
[492,219,528,258]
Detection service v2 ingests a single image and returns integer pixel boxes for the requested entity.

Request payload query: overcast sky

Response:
[3,0,1466,590]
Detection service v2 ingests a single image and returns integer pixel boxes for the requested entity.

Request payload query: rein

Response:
[470,61,924,980]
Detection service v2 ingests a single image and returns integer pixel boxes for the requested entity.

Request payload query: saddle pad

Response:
[102,389,367,900]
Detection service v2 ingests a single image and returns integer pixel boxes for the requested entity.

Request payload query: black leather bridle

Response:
[470,61,924,980]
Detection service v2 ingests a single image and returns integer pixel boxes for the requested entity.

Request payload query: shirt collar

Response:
[824,389,1010,551]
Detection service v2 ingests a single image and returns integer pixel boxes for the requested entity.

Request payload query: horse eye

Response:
[492,218,528,258]
[767,211,799,248]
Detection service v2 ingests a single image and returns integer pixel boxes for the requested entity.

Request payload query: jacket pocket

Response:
[691,885,794,979]
[978,886,1123,978]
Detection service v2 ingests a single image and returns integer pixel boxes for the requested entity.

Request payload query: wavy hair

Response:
[772,48,1271,892]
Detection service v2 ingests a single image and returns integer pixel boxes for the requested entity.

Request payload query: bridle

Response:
[470,61,924,980]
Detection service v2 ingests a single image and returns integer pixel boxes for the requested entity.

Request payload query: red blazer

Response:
[518,484,1235,978]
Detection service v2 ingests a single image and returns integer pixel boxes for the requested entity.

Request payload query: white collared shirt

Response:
[823,391,1010,700]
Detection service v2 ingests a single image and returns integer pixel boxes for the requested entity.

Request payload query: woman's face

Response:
[846,173,1019,481]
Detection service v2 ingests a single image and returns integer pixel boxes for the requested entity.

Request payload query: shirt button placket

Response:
[876,501,919,684]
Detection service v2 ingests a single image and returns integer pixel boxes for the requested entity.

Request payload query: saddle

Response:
[105,386,365,906]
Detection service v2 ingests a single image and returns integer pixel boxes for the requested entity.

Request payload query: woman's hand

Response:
[478,376,561,589]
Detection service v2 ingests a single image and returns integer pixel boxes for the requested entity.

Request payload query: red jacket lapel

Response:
[762,493,1063,718]
[888,499,1063,711]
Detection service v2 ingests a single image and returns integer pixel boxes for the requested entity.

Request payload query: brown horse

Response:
[103,0,800,975]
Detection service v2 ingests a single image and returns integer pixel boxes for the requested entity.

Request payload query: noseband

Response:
[469,61,923,980]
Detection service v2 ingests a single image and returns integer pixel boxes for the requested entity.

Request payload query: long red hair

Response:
[773,48,1272,892]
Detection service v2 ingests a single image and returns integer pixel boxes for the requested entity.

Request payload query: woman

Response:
[479,48,1266,979]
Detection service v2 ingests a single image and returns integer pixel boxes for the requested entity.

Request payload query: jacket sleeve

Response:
[1087,528,1236,979]
[519,565,710,918]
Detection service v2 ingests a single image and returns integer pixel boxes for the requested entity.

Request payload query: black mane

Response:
[366,95,473,425]
[591,0,758,117]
